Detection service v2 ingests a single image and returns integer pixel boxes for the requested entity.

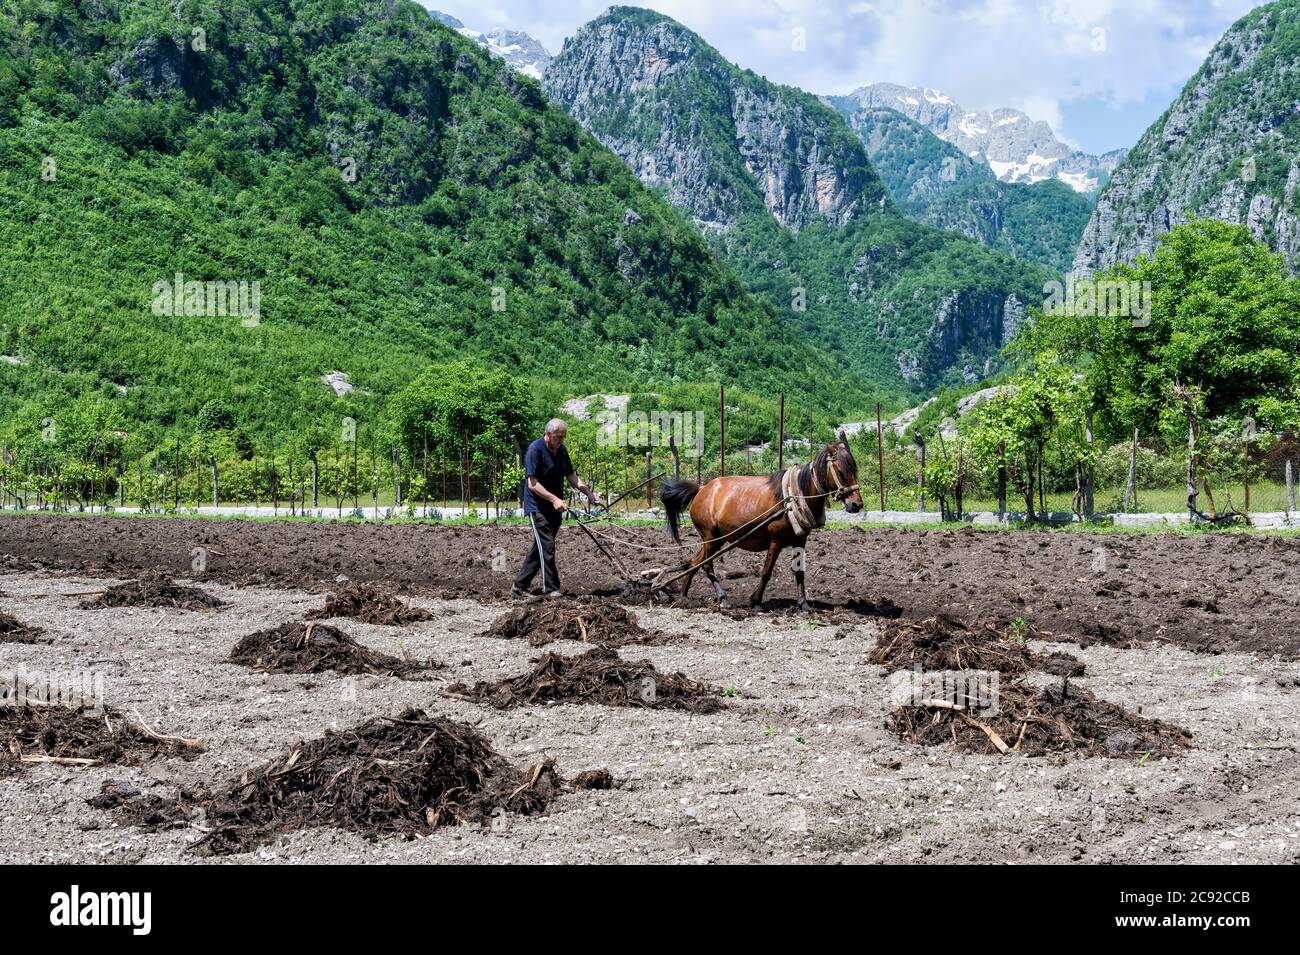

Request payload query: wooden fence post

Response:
[916,437,926,512]
[777,393,785,472]
[997,443,1007,517]
[719,384,726,478]
[1084,407,1095,518]
[1287,458,1296,515]
[875,401,885,512]
[1124,426,1138,513]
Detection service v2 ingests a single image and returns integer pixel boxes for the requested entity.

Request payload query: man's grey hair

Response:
[544,418,568,435]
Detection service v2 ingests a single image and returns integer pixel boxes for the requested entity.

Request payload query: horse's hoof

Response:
[797,600,812,613]
[719,599,732,610]
[749,595,764,609]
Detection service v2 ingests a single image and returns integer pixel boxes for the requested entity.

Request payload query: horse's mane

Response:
[764,445,837,504]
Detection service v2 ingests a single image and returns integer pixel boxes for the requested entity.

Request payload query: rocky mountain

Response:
[545,9,880,234]
[0,0,873,440]
[1074,0,1300,276]
[838,83,1124,195]
[427,9,552,79]
[832,104,1092,271]
[544,7,1050,396]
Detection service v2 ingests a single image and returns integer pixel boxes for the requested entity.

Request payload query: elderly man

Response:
[511,418,600,600]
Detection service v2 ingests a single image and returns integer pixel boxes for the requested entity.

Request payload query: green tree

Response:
[1023,220,1300,438]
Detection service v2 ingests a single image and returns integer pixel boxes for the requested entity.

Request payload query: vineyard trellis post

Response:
[719,384,726,478]
[1124,426,1138,513]
[370,426,379,519]
[915,435,926,512]
[1287,458,1296,515]
[744,406,751,473]
[1084,407,1095,518]
[777,392,784,472]
[875,401,885,512]
[1242,420,1251,517]
[997,442,1007,517]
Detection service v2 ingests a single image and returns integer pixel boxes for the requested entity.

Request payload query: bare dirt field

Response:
[1,513,1299,864]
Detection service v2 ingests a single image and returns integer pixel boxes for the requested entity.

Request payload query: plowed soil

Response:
[3,514,1297,658]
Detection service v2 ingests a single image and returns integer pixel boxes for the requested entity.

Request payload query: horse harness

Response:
[781,448,858,536]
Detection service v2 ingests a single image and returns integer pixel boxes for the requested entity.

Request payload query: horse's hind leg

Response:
[700,538,731,609]
[676,531,714,601]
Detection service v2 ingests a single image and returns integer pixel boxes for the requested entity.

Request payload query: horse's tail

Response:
[660,478,701,544]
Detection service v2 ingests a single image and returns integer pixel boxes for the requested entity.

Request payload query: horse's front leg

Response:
[750,541,782,608]
[791,542,811,612]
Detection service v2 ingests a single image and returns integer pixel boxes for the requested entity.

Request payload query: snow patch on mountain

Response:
[428,9,552,79]
[841,82,1124,195]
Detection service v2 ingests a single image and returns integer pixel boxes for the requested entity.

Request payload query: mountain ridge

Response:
[427,9,552,79]
[544,7,1051,396]
[838,82,1124,195]
[830,102,1092,271]
[1073,0,1300,276]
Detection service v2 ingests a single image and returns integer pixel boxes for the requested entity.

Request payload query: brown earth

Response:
[2,514,1298,658]
[483,601,676,647]
[445,644,725,712]
[228,621,443,679]
[887,678,1194,759]
[95,707,560,855]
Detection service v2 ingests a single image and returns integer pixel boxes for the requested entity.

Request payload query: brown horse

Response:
[660,431,864,610]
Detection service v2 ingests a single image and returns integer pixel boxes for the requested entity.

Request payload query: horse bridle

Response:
[817,446,858,503]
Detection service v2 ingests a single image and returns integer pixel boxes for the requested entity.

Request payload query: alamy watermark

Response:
[151,271,260,327]
[596,406,704,456]
[1,669,105,716]
[887,664,1000,717]
[1042,278,1151,327]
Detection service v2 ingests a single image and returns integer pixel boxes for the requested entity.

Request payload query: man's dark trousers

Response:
[515,509,562,593]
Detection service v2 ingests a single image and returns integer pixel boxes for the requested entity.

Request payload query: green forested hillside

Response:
[0,0,872,449]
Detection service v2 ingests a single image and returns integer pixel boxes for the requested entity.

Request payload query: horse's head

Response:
[828,430,864,514]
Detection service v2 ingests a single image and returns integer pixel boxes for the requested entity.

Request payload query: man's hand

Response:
[587,490,602,508]
[553,499,569,514]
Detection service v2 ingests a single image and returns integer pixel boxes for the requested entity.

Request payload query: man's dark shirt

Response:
[523,437,572,516]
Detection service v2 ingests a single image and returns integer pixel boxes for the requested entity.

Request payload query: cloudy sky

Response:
[420,0,1267,155]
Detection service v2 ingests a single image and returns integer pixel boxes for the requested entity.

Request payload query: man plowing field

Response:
[511,418,600,601]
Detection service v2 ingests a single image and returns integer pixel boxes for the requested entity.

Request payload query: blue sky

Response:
[421,0,1270,155]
